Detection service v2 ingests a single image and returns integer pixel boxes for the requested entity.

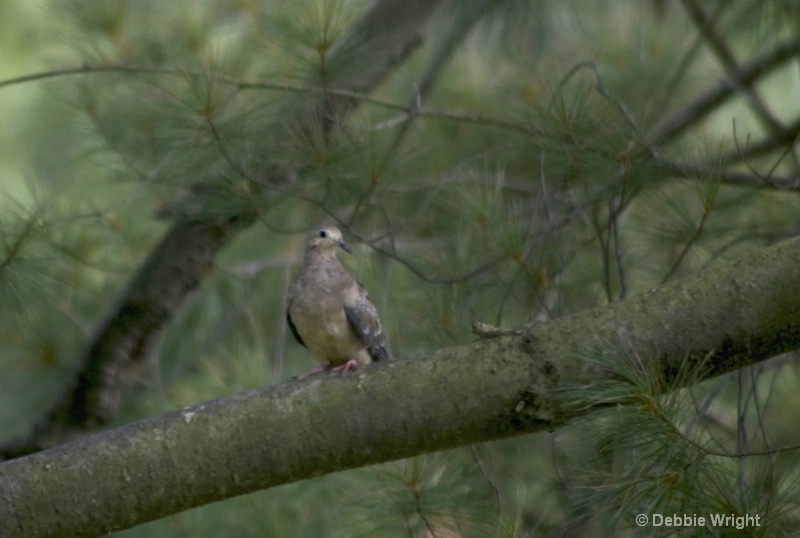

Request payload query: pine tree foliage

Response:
[2,0,800,535]
[554,349,800,535]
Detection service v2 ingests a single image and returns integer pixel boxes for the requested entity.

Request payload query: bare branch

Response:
[656,157,800,190]
[680,0,785,136]
[648,39,799,146]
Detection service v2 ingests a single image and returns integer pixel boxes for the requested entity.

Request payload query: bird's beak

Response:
[337,239,352,254]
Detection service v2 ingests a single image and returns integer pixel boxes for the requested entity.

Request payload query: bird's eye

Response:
[319,230,327,238]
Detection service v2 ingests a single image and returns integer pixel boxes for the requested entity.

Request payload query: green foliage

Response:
[553,349,800,534]
[2,0,800,535]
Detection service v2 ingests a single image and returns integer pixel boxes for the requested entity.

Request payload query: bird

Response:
[286,225,389,378]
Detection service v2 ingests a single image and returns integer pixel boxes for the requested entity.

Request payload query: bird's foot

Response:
[295,365,330,380]
[330,358,359,374]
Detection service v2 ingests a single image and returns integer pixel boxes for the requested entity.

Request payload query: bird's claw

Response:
[295,358,359,380]
[295,365,330,380]
[330,358,358,374]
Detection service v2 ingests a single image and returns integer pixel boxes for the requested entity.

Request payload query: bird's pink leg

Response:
[295,365,331,379]
[330,358,359,374]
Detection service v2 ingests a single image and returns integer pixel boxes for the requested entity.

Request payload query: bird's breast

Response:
[289,287,362,365]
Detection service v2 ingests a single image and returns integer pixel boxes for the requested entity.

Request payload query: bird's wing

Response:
[343,281,389,362]
[286,281,306,348]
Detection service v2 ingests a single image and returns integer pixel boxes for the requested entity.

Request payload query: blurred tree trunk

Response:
[2,235,799,538]
[0,0,448,459]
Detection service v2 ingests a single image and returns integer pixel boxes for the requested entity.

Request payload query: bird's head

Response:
[305,225,352,256]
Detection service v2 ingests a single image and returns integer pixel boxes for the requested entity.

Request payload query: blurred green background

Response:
[2,1,800,535]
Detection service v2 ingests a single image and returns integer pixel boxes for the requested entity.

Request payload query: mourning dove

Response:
[286,225,389,378]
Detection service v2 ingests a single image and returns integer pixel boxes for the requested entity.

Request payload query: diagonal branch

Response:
[648,39,799,146]
[3,235,800,537]
[680,0,785,136]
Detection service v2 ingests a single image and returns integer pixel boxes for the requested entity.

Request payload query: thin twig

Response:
[470,445,503,517]
[659,389,800,460]
[726,116,800,165]
[0,63,540,138]
[660,198,713,284]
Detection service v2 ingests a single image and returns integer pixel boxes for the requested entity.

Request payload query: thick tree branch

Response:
[0,0,448,458]
[3,236,800,537]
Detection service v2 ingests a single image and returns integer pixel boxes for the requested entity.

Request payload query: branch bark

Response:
[3,236,800,538]
[0,0,448,459]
